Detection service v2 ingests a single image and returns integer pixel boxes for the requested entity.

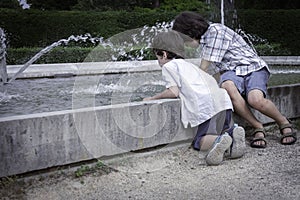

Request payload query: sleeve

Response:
[162,64,181,89]
[201,26,230,63]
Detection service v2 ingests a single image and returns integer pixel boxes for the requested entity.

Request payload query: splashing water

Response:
[7,21,173,83]
[0,21,299,118]
[0,28,8,83]
[0,22,175,117]
[235,28,258,54]
[0,91,20,104]
[18,0,30,9]
[8,34,104,83]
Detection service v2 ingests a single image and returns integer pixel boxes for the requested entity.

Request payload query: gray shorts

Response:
[220,67,270,98]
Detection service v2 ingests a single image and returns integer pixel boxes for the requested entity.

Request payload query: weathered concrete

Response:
[5,56,300,79]
[6,60,162,79]
[234,83,300,125]
[262,56,300,65]
[0,99,196,177]
[0,84,299,177]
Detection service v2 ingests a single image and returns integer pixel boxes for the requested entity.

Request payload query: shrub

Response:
[6,47,93,64]
[237,9,300,55]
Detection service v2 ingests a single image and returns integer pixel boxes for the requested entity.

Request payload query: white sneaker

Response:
[230,126,246,159]
[205,133,232,165]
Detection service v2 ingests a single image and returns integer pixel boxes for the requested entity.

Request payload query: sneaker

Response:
[205,133,232,165]
[230,126,246,159]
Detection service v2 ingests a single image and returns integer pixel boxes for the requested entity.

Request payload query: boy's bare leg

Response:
[199,135,218,151]
[221,81,266,146]
[247,89,293,144]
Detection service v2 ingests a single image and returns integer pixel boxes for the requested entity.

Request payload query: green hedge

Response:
[237,9,300,55]
[1,8,299,65]
[0,9,178,48]
[6,47,93,64]
[7,46,153,64]
[7,43,284,65]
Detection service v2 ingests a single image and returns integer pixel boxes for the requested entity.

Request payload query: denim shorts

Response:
[192,109,233,150]
[220,67,270,98]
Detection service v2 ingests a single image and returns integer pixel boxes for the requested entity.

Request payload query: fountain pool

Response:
[0,71,164,118]
[0,63,299,118]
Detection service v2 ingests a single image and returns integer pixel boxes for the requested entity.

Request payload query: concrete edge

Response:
[6,56,300,79]
[0,84,299,177]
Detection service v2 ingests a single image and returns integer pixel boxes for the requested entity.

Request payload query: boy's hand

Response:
[143,97,154,101]
[143,87,179,101]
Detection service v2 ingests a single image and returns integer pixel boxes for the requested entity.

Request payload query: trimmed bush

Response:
[7,47,93,64]
[1,8,299,65]
[0,9,178,48]
[237,9,300,55]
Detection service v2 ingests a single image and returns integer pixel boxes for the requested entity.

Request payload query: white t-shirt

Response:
[162,59,233,128]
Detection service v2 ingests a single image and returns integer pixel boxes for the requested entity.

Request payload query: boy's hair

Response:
[172,11,209,41]
[151,30,185,59]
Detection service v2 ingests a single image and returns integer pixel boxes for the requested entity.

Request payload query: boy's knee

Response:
[221,80,234,88]
[247,97,260,108]
[221,81,237,94]
[247,90,265,108]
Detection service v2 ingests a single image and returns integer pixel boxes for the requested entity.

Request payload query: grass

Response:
[74,160,117,178]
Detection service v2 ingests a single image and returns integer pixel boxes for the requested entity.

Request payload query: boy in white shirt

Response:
[143,30,246,165]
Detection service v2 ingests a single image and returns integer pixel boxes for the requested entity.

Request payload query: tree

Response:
[0,0,21,9]
[236,0,300,9]
[27,0,78,10]
[158,0,209,12]
[73,0,154,11]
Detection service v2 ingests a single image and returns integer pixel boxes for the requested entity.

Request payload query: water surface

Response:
[0,68,299,118]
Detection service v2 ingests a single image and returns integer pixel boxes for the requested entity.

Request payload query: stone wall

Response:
[0,84,299,177]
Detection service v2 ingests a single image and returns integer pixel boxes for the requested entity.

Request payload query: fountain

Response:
[0,28,8,83]
[7,34,103,83]
[0,20,299,177]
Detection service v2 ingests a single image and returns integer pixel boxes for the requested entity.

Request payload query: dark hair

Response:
[172,11,209,41]
[151,30,185,59]
[153,48,183,59]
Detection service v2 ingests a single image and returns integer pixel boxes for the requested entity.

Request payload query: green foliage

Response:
[0,176,17,187]
[27,0,78,10]
[72,0,154,11]
[75,165,90,177]
[6,47,94,65]
[236,0,300,9]
[158,0,210,13]
[254,43,291,56]
[74,160,115,178]
[0,9,177,48]
[237,9,300,55]
[0,0,20,9]
[1,7,299,63]
[95,160,105,168]
[6,42,293,65]
[0,9,123,48]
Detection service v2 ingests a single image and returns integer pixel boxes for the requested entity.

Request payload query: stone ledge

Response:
[0,84,299,177]
[6,56,300,79]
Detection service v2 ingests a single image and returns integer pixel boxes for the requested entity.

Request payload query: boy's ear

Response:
[162,51,168,59]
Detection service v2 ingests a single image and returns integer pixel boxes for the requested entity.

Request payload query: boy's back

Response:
[162,58,233,128]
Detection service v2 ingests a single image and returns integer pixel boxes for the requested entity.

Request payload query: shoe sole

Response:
[231,126,246,159]
[206,134,232,165]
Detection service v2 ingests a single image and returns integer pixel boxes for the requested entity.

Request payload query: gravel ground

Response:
[1,128,299,200]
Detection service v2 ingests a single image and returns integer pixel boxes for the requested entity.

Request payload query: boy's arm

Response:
[200,59,211,72]
[143,86,179,101]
